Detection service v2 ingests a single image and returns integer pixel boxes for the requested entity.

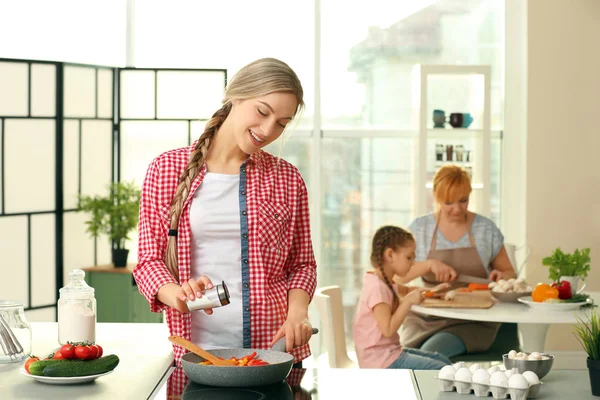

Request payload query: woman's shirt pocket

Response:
[258,201,291,250]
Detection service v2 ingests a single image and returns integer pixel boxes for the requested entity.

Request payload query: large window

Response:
[1,0,505,353]
[321,0,504,129]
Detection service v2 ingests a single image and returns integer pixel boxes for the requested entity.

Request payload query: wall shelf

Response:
[413,64,492,217]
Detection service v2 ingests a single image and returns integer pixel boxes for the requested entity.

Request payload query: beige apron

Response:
[400,216,500,353]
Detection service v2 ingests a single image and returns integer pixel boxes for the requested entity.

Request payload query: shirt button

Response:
[243,234,248,239]
[244,328,249,333]
[245,307,249,312]
[241,190,246,195]
[244,283,249,288]
[241,168,246,173]
[274,213,279,219]
[244,259,248,264]
[242,210,247,216]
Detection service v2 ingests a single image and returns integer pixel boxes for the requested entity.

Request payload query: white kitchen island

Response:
[0,322,174,400]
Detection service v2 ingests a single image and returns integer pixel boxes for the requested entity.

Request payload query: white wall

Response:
[525,0,600,352]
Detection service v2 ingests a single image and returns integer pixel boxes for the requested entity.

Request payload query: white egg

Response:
[472,369,491,385]
[530,352,542,359]
[455,367,472,382]
[487,366,500,375]
[490,371,509,387]
[453,361,466,370]
[527,354,542,361]
[508,374,529,389]
[522,371,540,385]
[505,369,515,378]
[541,356,550,360]
[489,281,497,289]
[516,352,525,358]
[498,279,507,286]
[515,278,525,285]
[438,365,456,380]
[508,350,517,359]
[469,363,483,372]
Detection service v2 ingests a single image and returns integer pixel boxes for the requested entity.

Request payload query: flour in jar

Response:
[58,301,96,344]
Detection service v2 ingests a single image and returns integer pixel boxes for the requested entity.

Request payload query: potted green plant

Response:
[78,181,141,267]
[542,247,591,295]
[573,309,600,396]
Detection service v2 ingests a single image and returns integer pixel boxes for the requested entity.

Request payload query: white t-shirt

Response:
[189,172,243,349]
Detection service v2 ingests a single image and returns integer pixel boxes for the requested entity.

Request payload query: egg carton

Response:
[436,377,542,399]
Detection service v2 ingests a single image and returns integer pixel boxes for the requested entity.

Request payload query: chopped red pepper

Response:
[198,352,270,367]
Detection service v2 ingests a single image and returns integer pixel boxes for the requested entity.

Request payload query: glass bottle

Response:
[435,144,444,162]
[445,145,454,161]
[58,269,96,345]
[455,145,464,162]
[0,300,31,363]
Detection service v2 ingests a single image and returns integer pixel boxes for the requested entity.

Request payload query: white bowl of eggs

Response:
[489,278,533,303]
[436,361,542,399]
[503,350,554,379]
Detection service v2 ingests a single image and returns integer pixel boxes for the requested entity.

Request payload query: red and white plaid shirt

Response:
[134,143,317,393]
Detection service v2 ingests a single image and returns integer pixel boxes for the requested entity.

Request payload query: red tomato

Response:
[88,345,100,359]
[52,351,65,360]
[60,344,75,359]
[74,345,90,360]
[24,356,40,373]
[96,345,103,358]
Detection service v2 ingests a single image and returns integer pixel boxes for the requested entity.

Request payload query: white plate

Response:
[517,296,592,311]
[20,368,113,385]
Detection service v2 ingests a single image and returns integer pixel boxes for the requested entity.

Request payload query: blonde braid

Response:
[164,102,232,281]
[370,225,415,312]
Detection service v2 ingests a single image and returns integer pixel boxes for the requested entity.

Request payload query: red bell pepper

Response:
[551,280,572,299]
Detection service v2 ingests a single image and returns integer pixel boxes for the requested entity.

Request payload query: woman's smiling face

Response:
[230,91,298,154]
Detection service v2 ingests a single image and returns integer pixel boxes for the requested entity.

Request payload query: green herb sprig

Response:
[542,247,591,281]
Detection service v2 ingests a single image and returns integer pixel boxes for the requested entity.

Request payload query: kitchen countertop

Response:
[413,369,598,400]
[0,322,173,400]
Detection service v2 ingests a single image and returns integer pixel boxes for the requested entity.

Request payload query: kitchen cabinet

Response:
[83,264,163,323]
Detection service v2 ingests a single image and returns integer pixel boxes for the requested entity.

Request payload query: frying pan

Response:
[180,328,318,388]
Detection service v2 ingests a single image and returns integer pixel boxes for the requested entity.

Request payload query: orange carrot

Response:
[467,283,489,291]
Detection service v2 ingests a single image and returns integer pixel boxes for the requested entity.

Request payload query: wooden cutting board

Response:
[421,290,495,309]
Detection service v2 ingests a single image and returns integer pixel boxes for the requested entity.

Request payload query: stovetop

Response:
[174,367,418,399]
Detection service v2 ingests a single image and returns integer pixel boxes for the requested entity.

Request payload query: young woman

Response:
[133,58,317,393]
[353,225,451,370]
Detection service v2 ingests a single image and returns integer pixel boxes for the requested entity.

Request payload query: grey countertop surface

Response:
[413,369,598,400]
[0,322,173,400]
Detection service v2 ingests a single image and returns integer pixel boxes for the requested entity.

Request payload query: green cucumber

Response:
[42,355,120,377]
[28,359,68,376]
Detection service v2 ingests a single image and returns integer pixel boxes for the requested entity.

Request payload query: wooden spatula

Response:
[168,335,233,366]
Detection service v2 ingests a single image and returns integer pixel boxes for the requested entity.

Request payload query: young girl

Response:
[353,225,451,369]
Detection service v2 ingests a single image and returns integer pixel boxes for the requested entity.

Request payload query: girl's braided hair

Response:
[370,225,414,312]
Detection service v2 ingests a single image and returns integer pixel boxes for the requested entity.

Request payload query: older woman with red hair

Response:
[398,165,515,358]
